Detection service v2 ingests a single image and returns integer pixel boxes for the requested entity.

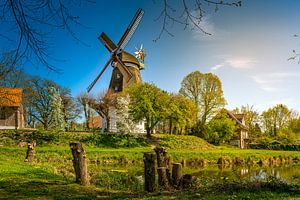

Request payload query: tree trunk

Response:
[169,119,172,134]
[70,142,90,186]
[143,152,156,192]
[106,116,110,132]
[157,167,169,190]
[83,104,89,129]
[146,126,151,138]
[172,163,182,188]
[24,141,36,162]
[154,147,170,190]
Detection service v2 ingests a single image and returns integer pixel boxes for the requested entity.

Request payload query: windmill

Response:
[87,8,145,93]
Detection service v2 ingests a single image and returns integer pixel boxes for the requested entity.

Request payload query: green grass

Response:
[1,130,300,199]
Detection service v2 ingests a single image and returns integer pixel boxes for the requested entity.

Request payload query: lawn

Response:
[1,130,300,199]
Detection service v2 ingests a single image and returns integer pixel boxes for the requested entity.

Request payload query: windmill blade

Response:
[99,32,117,52]
[117,8,144,51]
[114,55,133,78]
[87,56,113,93]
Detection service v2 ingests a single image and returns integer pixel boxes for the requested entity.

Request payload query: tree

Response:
[115,94,137,134]
[289,117,300,134]
[0,0,88,71]
[49,86,66,131]
[261,104,292,136]
[207,109,237,145]
[0,1,241,70]
[125,83,169,137]
[90,90,117,132]
[165,94,198,134]
[61,94,81,130]
[25,77,70,130]
[179,71,226,133]
[154,0,241,41]
[288,34,300,64]
[76,92,92,130]
[26,78,56,129]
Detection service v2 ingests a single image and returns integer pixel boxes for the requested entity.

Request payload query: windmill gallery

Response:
[87,9,146,133]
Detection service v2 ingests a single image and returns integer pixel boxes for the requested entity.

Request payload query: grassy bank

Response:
[1,130,300,199]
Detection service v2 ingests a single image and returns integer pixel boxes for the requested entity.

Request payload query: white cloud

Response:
[226,58,257,69]
[211,57,257,71]
[251,72,300,92]
[211,64,224,71]
[192,16,218,41]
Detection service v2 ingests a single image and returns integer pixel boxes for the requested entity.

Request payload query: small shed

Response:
[0,88,24,129]
[227,110,249,149]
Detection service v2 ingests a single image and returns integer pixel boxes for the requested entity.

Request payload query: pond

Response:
[91,163,300,191]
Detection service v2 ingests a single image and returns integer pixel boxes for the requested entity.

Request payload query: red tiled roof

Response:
[0,88,22,107]
[88,116,102,128]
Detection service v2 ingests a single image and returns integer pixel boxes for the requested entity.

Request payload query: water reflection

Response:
[91,161,300,189]
[192,164,300,184]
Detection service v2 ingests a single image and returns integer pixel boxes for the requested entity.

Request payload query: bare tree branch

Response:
[1,0,93,72]
[288,34,300,64]
[154,0,242,42]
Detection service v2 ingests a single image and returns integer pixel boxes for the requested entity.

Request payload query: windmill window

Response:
[115,86,118,91]
[116,73,121,79]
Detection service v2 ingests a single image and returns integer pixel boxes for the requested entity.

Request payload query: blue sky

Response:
[18,0,300,112]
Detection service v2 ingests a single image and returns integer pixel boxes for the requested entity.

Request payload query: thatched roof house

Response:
[0,88,24,129]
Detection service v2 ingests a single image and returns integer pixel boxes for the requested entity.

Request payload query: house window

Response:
[0,107,6,119]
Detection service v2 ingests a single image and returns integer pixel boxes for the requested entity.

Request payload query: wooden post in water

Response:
[70,142,90,186]
[143,152,156,192]
[24,141,36,162]
[154,147,170,190]
[172,163,182,188]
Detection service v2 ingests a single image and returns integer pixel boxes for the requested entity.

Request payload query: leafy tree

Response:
[115,94,137,134]
[261,104,292,136]
[25,77,71,130]
[125,83,169,137]
[179,71,226,134]
[166,94,198,134]
[207,109,237,145]
[289,117,300,134]
[49,86,66,131]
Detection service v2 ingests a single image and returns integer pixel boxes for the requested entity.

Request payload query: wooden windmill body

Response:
[87,9,146,133]
[109,51,143,93]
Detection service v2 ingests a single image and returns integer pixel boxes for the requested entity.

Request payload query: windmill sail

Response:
[118,8,144,51]
[87,8,144,93]
[99,32,117,52]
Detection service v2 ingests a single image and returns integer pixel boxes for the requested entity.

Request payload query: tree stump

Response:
[172,163,182,188]
[182,174,196,189]
[143,152,156,192]
[154,147,170,190]
[70,142,90,186]
[24,141,36,162]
